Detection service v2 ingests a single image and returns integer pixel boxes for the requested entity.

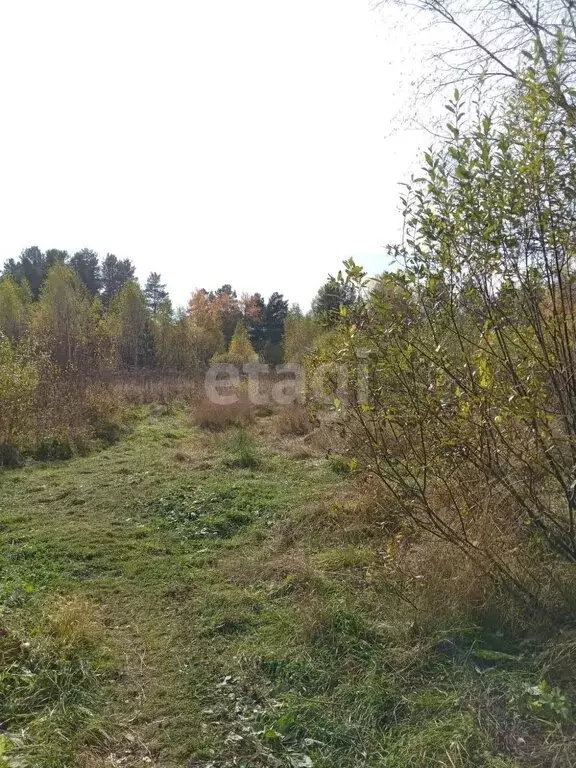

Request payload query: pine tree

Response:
[243,292,267,354]
[101,254,136,306]
[212,285,242,346]
[144,272,168,315]
[69,249,101,295]
[263,292,289,364]
[312,279,356,325]
[3,246,48,298]
[45,249,70,267]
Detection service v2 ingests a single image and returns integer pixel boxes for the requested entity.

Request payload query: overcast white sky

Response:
[0,0,431,309]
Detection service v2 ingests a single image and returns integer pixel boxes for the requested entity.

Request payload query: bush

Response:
[110,373,199,405]
[83,383,126,444]
[323,75,576,610]
[328,454,353,474]
[93,421,122,444]
[0,337,39,448]
[34,436,74,461]
[0,443,25,469]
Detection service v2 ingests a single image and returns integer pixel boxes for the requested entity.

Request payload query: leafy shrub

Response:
[0,337,39,448]
[34,435,74,461]
[328,454,353,474]
[83,383,126,444]
[111,373,199,405]
[93,421,122,444]
[0,443,25,469]
[322,75,576,608]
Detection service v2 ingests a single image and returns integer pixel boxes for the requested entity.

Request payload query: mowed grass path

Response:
[0,407,347,766]
[2,406,573,768]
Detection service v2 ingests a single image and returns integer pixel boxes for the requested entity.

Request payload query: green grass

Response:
[0,405,574,766]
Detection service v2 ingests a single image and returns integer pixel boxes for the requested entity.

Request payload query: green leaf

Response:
[474,648,519,661]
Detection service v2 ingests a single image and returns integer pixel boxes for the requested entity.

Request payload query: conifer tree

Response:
[144,272,168,315]
[226,321,258,364]
[69,249,101,295]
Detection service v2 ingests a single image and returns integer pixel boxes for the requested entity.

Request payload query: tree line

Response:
[0,246,356,372]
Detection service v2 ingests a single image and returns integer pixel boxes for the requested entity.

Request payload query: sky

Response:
[0,0,431,310]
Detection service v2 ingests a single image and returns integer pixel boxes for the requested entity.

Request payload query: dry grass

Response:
[109,372,200,405]
[29,375,129,458]
[220,550,323,597]
[390,535,492,630]
[192,392,254,431]
[364,475,576,636]
[48,596,106,650]
[276,402,312,435]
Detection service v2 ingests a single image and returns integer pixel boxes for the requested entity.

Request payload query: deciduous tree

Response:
[284,306,321,363]
[187,288,225,364]
[34,263,96,367]
[108,281,154,369]
[0,276,32,343]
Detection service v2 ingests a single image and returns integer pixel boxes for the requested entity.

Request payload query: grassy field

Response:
[0,403,575,767]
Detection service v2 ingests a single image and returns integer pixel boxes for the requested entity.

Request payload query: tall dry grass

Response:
[104,371,201,405]
[192,392,255,431]
[276,402,312,436]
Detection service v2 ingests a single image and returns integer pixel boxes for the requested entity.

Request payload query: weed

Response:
[328,453,354,474]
